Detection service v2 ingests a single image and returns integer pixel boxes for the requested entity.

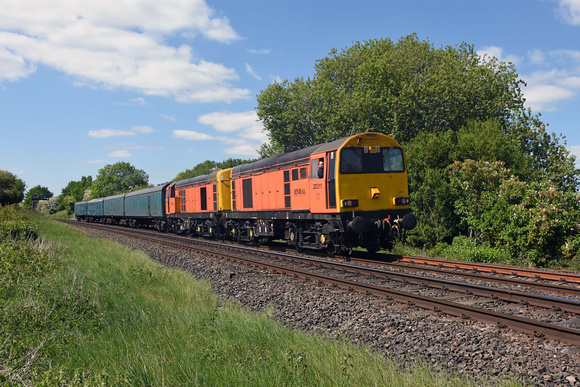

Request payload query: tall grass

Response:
[1,208,519,385]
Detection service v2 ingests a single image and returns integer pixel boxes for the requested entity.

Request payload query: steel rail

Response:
[391,255,580,283]
[348,257,580,298]
[220,251,580,345]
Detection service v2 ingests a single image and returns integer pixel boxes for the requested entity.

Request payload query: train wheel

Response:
[326,241,336,257]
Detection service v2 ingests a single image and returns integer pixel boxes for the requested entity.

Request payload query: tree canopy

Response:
[257,34,527,154]
[90,162,148,198]
[24,185,53,207]
[0,170,26,206]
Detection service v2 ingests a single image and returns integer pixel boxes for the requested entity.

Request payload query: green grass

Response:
[0,207,521,385]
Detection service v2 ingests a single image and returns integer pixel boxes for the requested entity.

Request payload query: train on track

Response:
[75,132,416,255]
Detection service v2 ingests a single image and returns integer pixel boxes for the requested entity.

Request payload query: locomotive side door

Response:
[326,151,336,209]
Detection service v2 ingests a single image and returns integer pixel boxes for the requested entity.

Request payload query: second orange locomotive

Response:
[162,132,416,254]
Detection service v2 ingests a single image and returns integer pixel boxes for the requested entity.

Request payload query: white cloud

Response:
[0,48,36,81]
[569,145,580,168]
[522,83,574,111]
[86,159,105,164]
[0,0,249,103]
[197,109,267,144]
[161,114,177,121]
[172,130,216,141]
[521,66,580,111]
[223,144,259,157]
[198,111,261,133]
[556,0,580,25]
[477,46,522,65]
[173,110,266,157]
[88,126,154,137]
[247,48,271,55]
[244,63,262,81]
[107,150,131,158]
[528,49,546,65]
[89,128,136,138]
[131,126,154,134]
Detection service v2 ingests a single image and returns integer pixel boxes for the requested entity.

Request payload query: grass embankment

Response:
[1,207,516,385]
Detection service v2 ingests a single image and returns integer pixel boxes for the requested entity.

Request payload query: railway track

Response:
[66,221,580,345]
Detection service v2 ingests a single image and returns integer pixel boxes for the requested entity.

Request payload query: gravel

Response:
[75,225,580,386]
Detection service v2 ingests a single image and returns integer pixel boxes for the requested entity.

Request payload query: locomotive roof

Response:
[174,170,219,188]
[231,136,349,176]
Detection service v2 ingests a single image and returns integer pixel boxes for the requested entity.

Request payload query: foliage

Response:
[257,34,526,152]
[90,162,148,198]
[257,78,326,156]
[433,236,509,264]
[508,110,579,190]
[57,176,93,214]
[449,159,580,266]
[23,185,53,207]
[0,221,38,241]
[405,120,529,247]
[173,158,255,181]
[0,170,26,206]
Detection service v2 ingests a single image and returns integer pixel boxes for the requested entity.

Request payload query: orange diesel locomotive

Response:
[160,132,416,254]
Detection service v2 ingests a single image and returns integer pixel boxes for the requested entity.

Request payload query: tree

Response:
[24,185,53,207]
[258,34,527,149]
[61,176,93,203]
[90,162,148,198]
[449,160,580,266]
[0,170,26,206]
[257,79,325,156]
[57,176,93,214]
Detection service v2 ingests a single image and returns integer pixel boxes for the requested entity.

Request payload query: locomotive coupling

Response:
[396,213,417,230]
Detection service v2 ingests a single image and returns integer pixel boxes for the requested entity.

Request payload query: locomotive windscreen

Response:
[340,147,404,174]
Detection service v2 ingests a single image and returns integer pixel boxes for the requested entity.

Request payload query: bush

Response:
[436,236,508,264]
[0,220,38,241]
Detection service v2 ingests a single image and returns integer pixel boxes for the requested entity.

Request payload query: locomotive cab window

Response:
[340,146,404,174]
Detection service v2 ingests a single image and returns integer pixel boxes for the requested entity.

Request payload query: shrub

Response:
[0,220,38,241]
[438,236,508,264]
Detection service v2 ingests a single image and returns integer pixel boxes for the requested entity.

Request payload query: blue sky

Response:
[1,0,580,196]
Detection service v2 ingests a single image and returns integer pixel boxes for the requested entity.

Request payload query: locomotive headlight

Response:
[341,199,359,208]
[393,197,410,206]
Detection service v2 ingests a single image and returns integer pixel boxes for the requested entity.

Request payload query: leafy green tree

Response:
[61,176,93,203]
[257,79,325,156]
[0,170,26,206]
[24,185,53,207]
[57,176,93,213]
[405,120,529,247]
[90,162,148,198]
[258,34,526,149]
[449,160,580,266]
